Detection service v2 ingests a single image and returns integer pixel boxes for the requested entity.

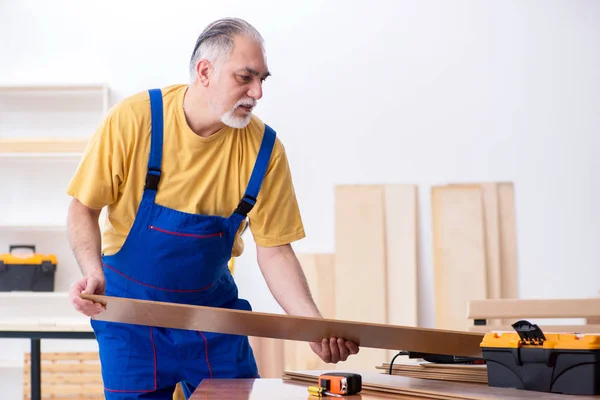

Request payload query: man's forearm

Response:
[257,244,322,318]
[67,199,104,278]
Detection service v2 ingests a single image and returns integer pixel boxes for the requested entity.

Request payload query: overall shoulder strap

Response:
[234,124,277,217]
[144,88,164,197]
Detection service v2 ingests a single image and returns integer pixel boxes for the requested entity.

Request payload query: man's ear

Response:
[195,59,212,87]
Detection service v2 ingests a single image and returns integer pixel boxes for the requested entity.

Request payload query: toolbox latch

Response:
[512,320,546,345]
[41,261,56,273]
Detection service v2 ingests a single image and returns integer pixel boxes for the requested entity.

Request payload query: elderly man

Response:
[66,17,359,399]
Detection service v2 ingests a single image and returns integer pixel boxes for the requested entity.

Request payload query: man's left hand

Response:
[309,338,360,363]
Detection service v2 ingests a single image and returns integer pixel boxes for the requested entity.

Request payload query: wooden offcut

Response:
[82,294,485,358]
[431,186,488,331]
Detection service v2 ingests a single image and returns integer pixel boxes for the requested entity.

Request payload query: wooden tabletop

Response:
[189,378,423,399]
[190,377,600,400]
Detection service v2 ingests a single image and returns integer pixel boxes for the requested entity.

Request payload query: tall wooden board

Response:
[431,186,488,331]
[334,185,388,370]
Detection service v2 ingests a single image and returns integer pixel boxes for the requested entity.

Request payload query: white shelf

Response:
[0,225,66,232]
[0,83,108,93]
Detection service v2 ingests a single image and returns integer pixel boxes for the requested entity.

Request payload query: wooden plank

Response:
[23,363,101,373]
[22,384,104,395]
[431,186,488,331]
[23,373,103,385]
[334,185,388,369]
[384,185,419,361]
[497,183,518,299]
[449,184,501,302]
[24,352,99,361]
[82,294,485,358]
[467,324,600,334]
[467,298,600,319]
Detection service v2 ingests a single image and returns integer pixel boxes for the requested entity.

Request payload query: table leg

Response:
[31,338,41,400]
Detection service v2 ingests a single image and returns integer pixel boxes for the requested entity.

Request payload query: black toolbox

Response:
[480,320,600,395]
[0,245,57,291]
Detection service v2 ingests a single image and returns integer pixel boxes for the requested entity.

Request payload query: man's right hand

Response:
[69,274,106,316]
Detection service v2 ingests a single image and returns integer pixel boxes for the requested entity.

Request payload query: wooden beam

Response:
[467,324,600,334]
[467,298,600,319]
[82,294,485,358]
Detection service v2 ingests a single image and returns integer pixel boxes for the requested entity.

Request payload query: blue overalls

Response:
[90,88,276,399]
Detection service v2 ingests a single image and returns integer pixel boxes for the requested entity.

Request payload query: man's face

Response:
[208,35,270,128]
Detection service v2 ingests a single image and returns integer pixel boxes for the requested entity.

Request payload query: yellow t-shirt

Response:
[66,84,305,257]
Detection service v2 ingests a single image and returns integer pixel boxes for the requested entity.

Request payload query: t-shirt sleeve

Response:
[248,140,306,247]
[65,107,127,210]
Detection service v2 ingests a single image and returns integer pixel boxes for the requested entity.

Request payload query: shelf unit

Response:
[0,82,110,288]
[0,83,110,400]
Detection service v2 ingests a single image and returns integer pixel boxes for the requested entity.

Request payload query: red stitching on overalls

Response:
[198,332,213,379]
[149,225,223,238]
[104,326,157,393]
[102,262,214,292]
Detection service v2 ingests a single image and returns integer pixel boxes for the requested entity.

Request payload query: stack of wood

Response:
[374,355,487,384]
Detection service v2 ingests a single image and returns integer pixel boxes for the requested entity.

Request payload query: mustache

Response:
[235,98,256,108]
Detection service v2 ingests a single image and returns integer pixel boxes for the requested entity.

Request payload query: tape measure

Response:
[308,372,362,397]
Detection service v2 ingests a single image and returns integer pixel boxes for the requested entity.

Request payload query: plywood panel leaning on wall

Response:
[497,182,518,300]
[383,185,419,360]
[448,183,501,326]
[334,184,418,371]
[431,185,487,331]
[449,182,519,325]
[283,253,335,372]
[335,185,387,371]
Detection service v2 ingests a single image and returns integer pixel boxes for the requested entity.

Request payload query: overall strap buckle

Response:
[145,168,161,191]
[234,195,257,217]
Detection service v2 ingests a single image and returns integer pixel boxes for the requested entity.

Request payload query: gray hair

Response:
[189,17,264,81]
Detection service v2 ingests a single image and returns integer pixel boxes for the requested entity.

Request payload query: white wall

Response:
[1,0,599,329]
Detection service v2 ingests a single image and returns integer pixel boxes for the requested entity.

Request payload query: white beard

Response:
[219,98,256,129]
